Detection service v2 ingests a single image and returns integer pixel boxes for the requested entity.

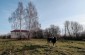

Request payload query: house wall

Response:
[11,32,17,38]
[11,32,28,39]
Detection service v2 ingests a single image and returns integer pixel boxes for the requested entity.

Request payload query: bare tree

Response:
[45,25,60,38]
[50,25,60,36]
[9,1,24,39]
[64,21,83,37]
[64,21,71,36]
[9,12,19,30]
[25,1,41,38]
[25,1,40,31]
[71,21,83,37]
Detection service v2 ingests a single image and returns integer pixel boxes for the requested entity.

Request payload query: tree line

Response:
[0,21,85,40]
[28,20,85,40]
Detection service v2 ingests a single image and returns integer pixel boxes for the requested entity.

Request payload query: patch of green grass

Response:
[0,39,85,55]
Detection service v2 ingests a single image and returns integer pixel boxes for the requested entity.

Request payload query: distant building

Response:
[11,30,29,39]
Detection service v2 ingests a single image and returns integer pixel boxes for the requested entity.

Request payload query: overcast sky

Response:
[0,0,85,34]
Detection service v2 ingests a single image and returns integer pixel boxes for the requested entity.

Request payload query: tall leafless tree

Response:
[64,21,71,36]
[64,21,83,37]
[25,1,41,38]
[25,1,40,31]
[9,1,24,39]
[71,21,83,37]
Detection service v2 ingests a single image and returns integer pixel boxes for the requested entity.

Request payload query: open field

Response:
[0,39,85,55]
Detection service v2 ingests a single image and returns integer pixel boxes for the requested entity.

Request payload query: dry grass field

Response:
[0,39,85,55]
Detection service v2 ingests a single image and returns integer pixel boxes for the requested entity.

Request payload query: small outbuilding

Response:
[11,30,29,39]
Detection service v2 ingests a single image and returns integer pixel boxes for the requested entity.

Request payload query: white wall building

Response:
[11,30,29,39]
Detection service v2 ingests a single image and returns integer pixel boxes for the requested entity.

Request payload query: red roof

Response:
[11,30,29,32]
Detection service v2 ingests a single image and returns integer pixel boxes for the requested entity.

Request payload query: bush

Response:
[61,35,85,41]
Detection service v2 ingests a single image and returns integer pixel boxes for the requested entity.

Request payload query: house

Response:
[11,30,29,39]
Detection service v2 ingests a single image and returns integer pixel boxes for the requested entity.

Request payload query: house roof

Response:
[11,30,29,32]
